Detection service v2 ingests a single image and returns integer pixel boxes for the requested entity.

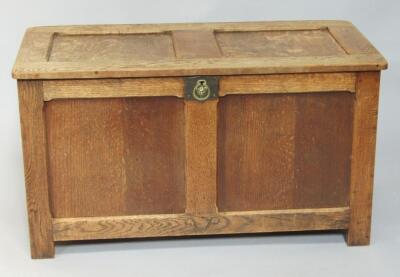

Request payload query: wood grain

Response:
[13,54,387,80]
[46,98,126,217]
[218,94,296,210]
[218,93,353,211]
[12,21,387,79]
[219,73,356,95]
[21,20,353,35]
[122,97,186,215]
[172,30,221,59]
[18,81,54,258]
[293,93,353,208]
[185,100,218,214]
[42,73,355,101]
[53,207,350,241]
[14,31,54,64]
[329,24,379,54]
[49,33,175,62]
[43,77,184,101]
[215,29,346,57]
[45,97,185,217]
[346,72,380,245]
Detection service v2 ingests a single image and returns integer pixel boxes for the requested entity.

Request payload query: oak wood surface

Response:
[43,77,184,101]
[219,73,356,95]
[328,26,379,54]
[13,55,386,80]
[12,21,387,79]
[42,73,356,101]
[19,20,354,34]
[185,100,218,214]
[49,33,175,63]
[172,30,221,59]
[346,72,380,245]
[14,20,387,258]
[218,93,353,211]
[293,93,353,208]
[52,207,350,241]
[215,29,346,57]
[46,97,186,217]
[18,81,55,258]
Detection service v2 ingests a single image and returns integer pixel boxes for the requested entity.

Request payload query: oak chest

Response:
[12,21,387,258]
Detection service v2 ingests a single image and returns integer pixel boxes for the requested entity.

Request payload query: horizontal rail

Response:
[53,207,349,241]
[43,73,356,101]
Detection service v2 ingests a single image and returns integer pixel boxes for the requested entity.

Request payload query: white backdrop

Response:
[0,1,399,276]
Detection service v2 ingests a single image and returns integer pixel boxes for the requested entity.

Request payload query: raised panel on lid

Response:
[49,33,175,62]
[215,29,346,57]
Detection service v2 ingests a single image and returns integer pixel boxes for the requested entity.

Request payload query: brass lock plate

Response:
[184,76,219,101]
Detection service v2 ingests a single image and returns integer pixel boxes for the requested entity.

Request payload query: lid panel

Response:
[172,30,221,59]
[12,21,387,79]
[215,29,346,58]
[49,33,175,62]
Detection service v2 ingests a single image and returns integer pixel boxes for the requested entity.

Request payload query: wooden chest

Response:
[12,21,387,258]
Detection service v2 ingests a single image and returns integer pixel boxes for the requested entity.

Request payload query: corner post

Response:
[346,72,381,245]
[18,80,55,258]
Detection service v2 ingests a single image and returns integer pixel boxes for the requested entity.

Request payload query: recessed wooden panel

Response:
[215,29,346,57]
[218,94,296,210]
[218,93,353,211]
[49,33,175,62]
[45,97,185,218]
[293,94,353,208]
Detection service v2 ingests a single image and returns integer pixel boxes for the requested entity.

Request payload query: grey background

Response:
[0,0,399,276]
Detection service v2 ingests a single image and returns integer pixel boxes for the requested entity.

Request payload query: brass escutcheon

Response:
[192,79,211,101]
[184,76,219,101]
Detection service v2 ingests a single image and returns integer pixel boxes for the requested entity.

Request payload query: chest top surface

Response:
[12,20,387,79]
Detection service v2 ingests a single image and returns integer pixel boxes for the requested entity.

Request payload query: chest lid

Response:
[12,20,387,79]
